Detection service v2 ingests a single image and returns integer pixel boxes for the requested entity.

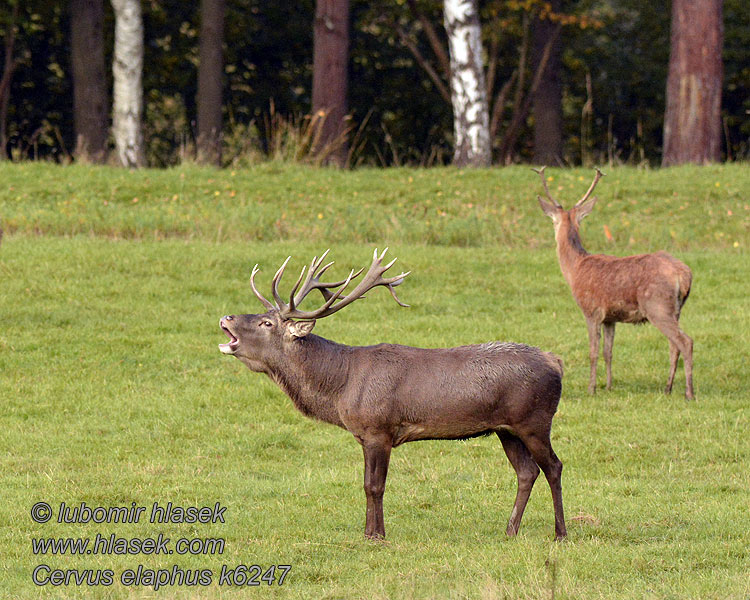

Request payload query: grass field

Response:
[1,163,749,599]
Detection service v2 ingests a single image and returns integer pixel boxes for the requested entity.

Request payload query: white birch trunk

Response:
[111,0,145,167]
[443,0,491,167]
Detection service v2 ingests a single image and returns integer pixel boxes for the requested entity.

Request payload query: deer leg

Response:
[520,432,566,540]
[665,340,680,395]
[682,332,694,400]
[362,440,392,539]
[496,430,539,536]
[602,323,615,390]
[649,316,694,401]
[585,319,602,395]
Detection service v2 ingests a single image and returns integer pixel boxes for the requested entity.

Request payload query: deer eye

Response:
[260,320,273,328]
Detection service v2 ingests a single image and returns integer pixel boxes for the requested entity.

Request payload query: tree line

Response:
[0,0,747,168]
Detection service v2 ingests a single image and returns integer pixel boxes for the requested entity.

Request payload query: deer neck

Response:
[265,335,351,428]
[555,218,588,285]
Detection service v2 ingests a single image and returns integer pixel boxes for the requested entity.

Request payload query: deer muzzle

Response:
[218,316,239,355]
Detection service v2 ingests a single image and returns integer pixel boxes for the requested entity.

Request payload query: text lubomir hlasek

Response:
[56,502,226,524]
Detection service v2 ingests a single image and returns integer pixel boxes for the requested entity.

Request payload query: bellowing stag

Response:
[219,249,566,539]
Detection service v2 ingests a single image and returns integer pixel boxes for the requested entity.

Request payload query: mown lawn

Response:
[1,161,748,251]
[0,163,748,599]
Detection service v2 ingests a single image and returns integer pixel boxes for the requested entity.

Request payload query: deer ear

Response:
[575,196,597,222]
[538,196,560,220]
[287,320,315,338]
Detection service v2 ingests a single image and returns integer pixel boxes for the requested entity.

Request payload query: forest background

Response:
[0,0,747,170]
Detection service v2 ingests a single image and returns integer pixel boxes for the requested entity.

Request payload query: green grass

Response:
[1,162,748,250]
[1,163,749,599]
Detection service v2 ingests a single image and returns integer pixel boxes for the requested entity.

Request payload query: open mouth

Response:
[218,319,239,355]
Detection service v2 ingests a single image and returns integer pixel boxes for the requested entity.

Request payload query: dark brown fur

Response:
[219,310,567,540]
[538,187,694,399]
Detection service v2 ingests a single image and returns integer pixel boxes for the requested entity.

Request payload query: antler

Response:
[289,249,365,307]
[575,167,605,207]
[250,264,275,311]
[532,166,562,208]
[250,249,410,320]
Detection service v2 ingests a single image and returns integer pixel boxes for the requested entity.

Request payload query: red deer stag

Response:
[218,249,567,540]
[535,167,694,400]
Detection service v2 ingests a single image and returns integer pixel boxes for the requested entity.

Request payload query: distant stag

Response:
[218,249,567,539]
[535,167,694,400]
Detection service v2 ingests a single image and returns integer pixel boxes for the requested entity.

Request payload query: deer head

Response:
[219,249,410,371]
[535,166,605,242]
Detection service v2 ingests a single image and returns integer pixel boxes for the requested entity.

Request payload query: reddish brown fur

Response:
[537,171,694,399]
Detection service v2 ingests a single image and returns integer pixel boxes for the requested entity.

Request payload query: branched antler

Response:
[575,167,605,207]
[290,249,365,307]
[532,166,562,208]
[249,249,410,320]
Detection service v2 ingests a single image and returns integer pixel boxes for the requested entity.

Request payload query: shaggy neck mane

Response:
[565,224,588,256]
[266,334,351,427]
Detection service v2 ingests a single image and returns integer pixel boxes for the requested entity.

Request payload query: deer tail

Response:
[545,352,564,378]
[678,268,692,308]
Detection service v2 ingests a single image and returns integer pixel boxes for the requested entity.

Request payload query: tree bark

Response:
[662,0,723,166]
[111,0,145,167]
[71,0,108,163]
[497,24,560,164]
[531,0,563,166]
[312,0,349,167]
[443,0,490,167]
[0,2,19,160]
[196,0,225,166]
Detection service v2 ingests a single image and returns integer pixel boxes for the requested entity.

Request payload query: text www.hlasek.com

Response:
[30,501,290,589]
[33,533,225,556]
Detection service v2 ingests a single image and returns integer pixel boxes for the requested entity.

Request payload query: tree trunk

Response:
[531,0,563,166]
[311,0,349,167]
[0,2,19,160]
[443,0,491,167]
[196,0,225,166]
[111,0,145,167]
[71,0,108,163]
[662,0,723,166]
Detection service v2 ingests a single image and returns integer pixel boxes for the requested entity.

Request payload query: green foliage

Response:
[723,0,750,158]
[563,0,671,164]
[352,0,453,165]
[0,1,73,160]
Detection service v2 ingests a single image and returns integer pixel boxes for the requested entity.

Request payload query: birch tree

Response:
[111,0,145,167]
[443,0,490,167]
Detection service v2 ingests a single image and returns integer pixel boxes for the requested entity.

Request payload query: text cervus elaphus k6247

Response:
[218,249,567,540]
[535,167,694,400]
